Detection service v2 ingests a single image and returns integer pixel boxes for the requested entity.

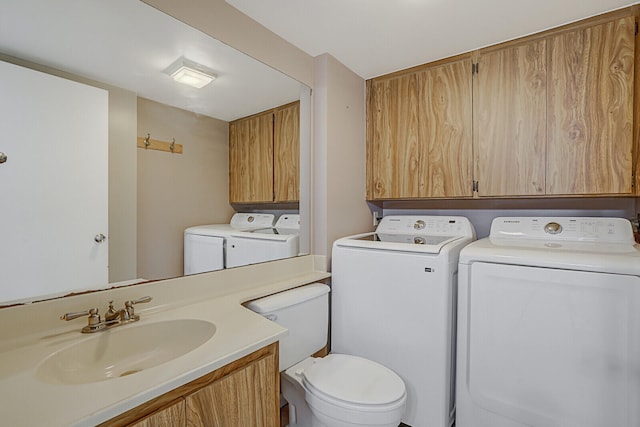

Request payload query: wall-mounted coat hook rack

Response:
[137,133,183,154]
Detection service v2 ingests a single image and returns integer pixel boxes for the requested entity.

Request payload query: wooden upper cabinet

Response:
[476,39,547,197]
[274,102,300,202]
[367,57,473,199]
[546,16,635,195]
[229,102,300,204]
[229,112,274,203]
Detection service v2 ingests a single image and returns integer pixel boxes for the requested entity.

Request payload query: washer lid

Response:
[302,354,405,406]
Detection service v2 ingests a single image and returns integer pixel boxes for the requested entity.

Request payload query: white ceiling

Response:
[0,0,301,121]
[225,0,638,79]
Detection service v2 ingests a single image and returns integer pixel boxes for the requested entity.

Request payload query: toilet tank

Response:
[246,283,330,371]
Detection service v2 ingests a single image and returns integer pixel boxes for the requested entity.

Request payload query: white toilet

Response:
[246,283,407,427]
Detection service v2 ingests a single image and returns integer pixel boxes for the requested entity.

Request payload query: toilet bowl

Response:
[283,355,406,427]
[246,284,407,427]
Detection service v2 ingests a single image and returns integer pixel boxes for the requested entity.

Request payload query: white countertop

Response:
[0,255,329,426]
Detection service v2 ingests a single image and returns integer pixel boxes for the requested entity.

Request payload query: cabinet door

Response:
[476,40,547,197]
[368,58,472,199]
[185,353,278,427]
[368,72,424,198]
[274,102,300,202]
[128,399,185,427]
[229,113,274,203]
[547,16,635,195]
[420,58,473,197]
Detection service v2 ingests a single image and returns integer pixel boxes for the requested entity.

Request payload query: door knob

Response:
[94,233,106,243]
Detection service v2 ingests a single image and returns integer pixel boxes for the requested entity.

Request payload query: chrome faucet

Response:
[61,296,152,333]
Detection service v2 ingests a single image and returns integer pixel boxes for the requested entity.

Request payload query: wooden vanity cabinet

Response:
[128,400,185,427]
[102,343,279,427]
[229,101,300,204]
[366,56,473,199]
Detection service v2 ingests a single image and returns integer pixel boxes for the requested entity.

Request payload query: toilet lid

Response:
[302,354,406,406]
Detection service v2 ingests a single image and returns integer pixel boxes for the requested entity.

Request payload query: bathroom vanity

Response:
[106,342,278,427]
[0,255,329,427]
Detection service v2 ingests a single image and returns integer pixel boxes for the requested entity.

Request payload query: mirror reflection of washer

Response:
[331,216,477,427]
[225,214,300,269]
[456,217,640,427]
[183,213,275,275]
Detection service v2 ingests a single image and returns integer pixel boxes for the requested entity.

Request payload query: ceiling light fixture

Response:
[164,57,217,88]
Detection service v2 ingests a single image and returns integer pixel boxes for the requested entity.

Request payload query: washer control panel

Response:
[490,217,634,243]
[376,215,475,237]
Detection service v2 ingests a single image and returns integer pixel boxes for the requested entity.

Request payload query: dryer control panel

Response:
[490,217,634,244]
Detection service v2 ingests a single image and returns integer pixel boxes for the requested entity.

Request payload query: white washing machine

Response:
[183,213,275,275]
[331,215,476,427]
[456,217,640,427]
[226,214,300,268]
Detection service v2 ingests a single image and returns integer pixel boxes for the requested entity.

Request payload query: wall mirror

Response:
[0,0,310,305]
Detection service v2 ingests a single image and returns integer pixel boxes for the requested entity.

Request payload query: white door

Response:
[0,61,108,303]
[459,262,640,427]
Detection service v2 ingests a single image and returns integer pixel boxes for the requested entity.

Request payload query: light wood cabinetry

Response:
[273,102,300,202]
[128,400,185,427]
[367,56,473,199]
[100,343,279,427]
[229,101,300,204]
[367,8,638,200]
[546,16,635,195]
[186,352,277,426]
[229,112,274,203]
[476,39,547,197]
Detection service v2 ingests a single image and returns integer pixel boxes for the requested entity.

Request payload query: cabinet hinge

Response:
[472,63,479,75]
[635,21,638,36]
[472,180,478,192]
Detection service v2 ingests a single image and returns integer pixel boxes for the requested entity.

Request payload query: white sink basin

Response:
[37,319,216,384]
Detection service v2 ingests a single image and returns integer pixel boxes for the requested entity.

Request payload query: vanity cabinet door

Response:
[128,399,185,427]
[185,350,279,427]
[546,15,635,195]
[367,57,473,199]
[103,343,279,427]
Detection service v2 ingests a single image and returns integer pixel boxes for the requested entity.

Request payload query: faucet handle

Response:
[128,296,152,305]
[60,308,105,333]
[60,308,99,321]
[125,296,152,321]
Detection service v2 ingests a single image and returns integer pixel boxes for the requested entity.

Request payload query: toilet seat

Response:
[302,354,406,409]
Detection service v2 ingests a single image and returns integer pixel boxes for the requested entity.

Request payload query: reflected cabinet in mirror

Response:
[0,0,310,305]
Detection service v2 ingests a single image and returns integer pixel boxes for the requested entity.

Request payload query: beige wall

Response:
[137,98,233,280]
[312,54,371,269]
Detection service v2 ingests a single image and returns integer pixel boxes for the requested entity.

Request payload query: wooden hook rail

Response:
[137,133,183,154]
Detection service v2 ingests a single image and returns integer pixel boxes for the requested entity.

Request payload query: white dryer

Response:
[226,214,300,269]
[331,215,476,427]
[183,213,275,275]
[456,217,640,427]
